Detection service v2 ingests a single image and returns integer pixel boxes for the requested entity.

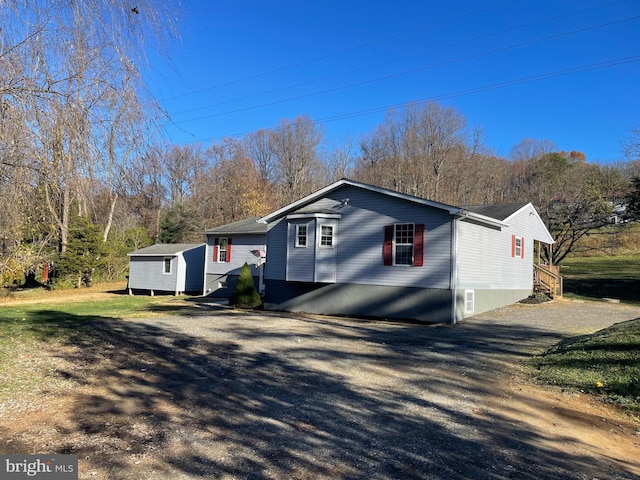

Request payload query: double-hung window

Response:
[320,225,334,247]
[213,237,232,262]
[394,224,414,265]
[383,223,424,266]
[296,225,307,247]
[512,235,524,258]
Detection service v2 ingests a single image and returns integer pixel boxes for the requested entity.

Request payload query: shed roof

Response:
[204,217,268,235]
[128,243,204,257]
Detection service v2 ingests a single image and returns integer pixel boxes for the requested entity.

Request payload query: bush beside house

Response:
[230,262,262,308]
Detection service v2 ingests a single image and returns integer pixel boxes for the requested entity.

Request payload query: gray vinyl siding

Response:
[264,218,287,281]
[182,245,206,291]
[204,234,265,297]
[286,219,316,282]
[205,233,266,276]
[456,217,532,291]
[267,186,453,289]
[128,256,179,291]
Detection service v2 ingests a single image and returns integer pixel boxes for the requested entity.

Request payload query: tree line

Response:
[1,1,639,287]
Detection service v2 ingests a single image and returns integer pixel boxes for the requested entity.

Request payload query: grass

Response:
[529,319,640,410]
[561,254,640,304]
[0,286,196,399]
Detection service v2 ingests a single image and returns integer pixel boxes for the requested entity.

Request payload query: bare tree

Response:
[270,115,327,204]
[355,102,477,203]
[0,0,180,251]
[509,138,558,162]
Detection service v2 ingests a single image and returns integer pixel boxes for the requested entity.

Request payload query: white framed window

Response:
[320,225,334,247]
[465,290,475,314]
[394,223,414,265]
[512,235,524,258]
[295,225,307,247]
[218,238,229,262]
[163,257,172,275]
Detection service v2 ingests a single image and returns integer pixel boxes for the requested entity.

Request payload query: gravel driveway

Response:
[5,298,640,479]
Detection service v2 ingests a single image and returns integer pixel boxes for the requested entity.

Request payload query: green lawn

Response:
[561,255,640,303]
[529,318,640,410]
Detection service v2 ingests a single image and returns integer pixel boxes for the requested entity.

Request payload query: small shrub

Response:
[230,262,261,308]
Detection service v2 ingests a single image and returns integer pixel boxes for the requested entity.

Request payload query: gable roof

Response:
[128,243,204,257]
[463,203,529,221]
[204,217,268,235]
[259,179,462,224]
[259,179,508,228]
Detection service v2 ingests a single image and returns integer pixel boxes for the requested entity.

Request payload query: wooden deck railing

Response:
[533,264,563,299]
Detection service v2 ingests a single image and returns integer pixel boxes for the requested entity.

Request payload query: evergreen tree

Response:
[230,262,262,308]
[626,176,640,220]
[56,214,108,288]
[157,203,202,243]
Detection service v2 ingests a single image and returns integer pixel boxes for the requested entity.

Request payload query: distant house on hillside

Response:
[258,179,555,324]
[127,243,205,296]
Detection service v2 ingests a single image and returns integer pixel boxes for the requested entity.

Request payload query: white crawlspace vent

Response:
[465,290,475,314]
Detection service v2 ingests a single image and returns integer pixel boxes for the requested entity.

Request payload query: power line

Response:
[169,0,631,118]
[167,14,640,126]
[160,0,524,102]
[169,54,640,146]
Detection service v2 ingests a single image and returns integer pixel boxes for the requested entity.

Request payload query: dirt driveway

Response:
[2,298,640,479]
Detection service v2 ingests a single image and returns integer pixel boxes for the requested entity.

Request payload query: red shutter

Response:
[413,224,424,266]
[383,225,393,266]
[213,238,219,262]
[511,235,516,257]
[226,238,232,262]
[521,237,525,259]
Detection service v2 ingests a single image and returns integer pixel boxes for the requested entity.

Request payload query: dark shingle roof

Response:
[462,203,528,221]
[204,217,268,235]
[128,243,204,256]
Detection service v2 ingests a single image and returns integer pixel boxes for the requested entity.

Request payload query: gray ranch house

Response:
[258,179,555,324]
[203,217,269,298]
[127,243,205,296]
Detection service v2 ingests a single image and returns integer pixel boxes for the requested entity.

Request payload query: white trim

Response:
[286,213,342,220]
[295,224,308,248]
[318,223,335,248]
[393,223,414,266]
[162,257,172,275]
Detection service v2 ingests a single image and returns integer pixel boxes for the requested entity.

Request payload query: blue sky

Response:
[147,0,640,163]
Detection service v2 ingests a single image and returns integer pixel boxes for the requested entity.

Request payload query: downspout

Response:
[450,216,459,324]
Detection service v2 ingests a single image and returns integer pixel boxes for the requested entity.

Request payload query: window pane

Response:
[395,245,413,265]
[395,224,413,244]
[394,224,414,265]
[320,225,333,246]
[297,226,307,246]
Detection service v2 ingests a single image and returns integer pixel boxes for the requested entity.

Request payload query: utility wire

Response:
[169,0,630,117]
[167,14,640,126]
[160,0,524,101]
[169,54,640,145]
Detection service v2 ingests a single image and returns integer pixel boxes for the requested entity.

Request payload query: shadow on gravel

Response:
[7,309,639,479]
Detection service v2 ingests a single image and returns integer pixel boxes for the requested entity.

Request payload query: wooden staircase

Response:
[533,264,563,299]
